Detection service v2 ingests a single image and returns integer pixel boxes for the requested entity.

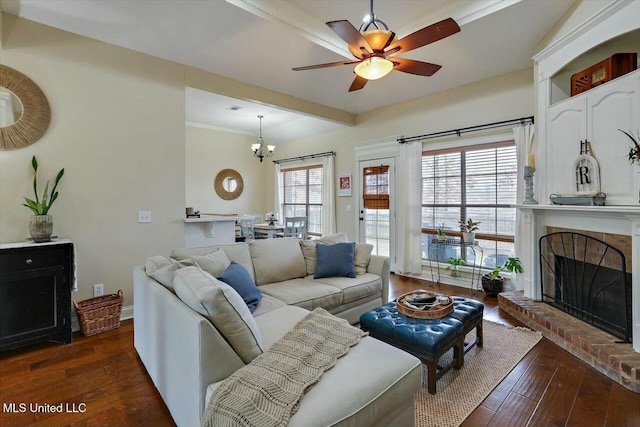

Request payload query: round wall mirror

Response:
[0,65,51,150]
[214,169,244,200]
[0,88,23,126]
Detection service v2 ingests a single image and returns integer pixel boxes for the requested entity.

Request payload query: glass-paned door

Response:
[359,158,395,261]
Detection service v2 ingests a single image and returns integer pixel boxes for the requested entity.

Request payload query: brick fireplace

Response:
[507,205,640,392]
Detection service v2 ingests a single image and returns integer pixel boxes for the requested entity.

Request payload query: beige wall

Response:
[0,14,186,304]
[185,125,267,216]
[268,68,535,241]
[6,3,597,307]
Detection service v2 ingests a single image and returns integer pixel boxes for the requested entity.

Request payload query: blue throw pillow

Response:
[217,262,262,313]
[314,242,356,279]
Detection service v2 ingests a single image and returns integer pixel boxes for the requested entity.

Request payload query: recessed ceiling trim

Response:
[225,0,353,59]
[396,0,521,39]
[185,65,356,126]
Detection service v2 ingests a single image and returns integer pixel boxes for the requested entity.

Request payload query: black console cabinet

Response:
[0,240,73,352]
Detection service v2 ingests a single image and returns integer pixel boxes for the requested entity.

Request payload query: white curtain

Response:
[321,155,336,235]
[513,123,534,288]
[274,163,283,223]
[395,141,423,274]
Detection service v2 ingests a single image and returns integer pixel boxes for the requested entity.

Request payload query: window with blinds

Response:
[281,165,323,234]
[363,165,389,209]
[421,141,517,266]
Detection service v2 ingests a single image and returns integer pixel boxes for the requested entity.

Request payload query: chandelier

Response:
[251,115,275,163]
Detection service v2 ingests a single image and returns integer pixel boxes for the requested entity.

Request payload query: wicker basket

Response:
[73,290,124,336]
[396,291,453,319]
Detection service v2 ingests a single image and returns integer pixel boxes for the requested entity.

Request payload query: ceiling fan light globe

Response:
[354,57,393,80]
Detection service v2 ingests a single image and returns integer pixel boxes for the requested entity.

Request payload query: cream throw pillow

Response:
[354,243,374,275]
[191,250,231,278]
[174,267,263,364]
[145,255,196,292]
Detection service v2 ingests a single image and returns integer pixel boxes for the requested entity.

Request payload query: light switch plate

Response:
[138,211,151,223]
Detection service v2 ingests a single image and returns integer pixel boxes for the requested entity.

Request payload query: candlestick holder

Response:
[523,166,538,205]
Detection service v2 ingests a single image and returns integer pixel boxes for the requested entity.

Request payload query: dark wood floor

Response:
[2,274,640,427]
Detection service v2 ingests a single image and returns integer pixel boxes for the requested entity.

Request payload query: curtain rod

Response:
[397,116,534,144]
[273,151,336,164]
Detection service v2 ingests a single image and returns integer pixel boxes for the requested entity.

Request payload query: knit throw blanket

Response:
[201,308,366,427]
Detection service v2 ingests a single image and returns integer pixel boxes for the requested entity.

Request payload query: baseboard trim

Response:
[71,304,133,333]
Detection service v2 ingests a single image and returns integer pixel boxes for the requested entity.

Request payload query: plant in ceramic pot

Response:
[436,223,447,242]
[459,218,480,243]
[481,257,523,296]
[445,257,465,278]
[22,156,64,242]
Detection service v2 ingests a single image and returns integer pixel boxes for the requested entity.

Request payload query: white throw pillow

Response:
[191,250,231,278]
[145,255,195,292]
[174,267,263,364]
[354,243,374,275]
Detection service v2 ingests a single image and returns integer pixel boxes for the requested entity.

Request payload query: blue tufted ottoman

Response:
[359,296,484,394]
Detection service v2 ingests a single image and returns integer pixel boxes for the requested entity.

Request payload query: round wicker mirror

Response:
[214,169,244,200]
[0,65,51,150]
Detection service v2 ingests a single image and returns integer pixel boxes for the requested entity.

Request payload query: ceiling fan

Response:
[292,0,460,92]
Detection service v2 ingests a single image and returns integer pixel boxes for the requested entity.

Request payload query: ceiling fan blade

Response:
[327,20,373,56]
[292,59,361,71]
[385,18,460,56]
[348,75,368,92]
[392,58,442,76]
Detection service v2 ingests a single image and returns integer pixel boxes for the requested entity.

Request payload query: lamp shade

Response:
[354,57,394,80]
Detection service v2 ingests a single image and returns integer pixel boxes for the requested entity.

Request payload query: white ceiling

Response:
[0,0,576,142]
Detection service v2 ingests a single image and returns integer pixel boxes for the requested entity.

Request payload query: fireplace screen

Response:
[539,232,631,342]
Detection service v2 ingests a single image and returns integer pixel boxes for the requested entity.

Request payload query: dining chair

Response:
[282,216,308,239]
[238,218,255,241]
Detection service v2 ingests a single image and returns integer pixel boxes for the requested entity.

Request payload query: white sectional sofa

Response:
[133,236,421,427]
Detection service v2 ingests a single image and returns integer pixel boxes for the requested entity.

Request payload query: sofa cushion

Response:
[314,242,356,279]
[191,250,231,278]
[217,262,262,313]
[209,304,422,427]
[173,267,263,364]
[145,255,196,292]
[251,294,286,318]
[354,243,374,275]
[171,243,255,283]
[258,278,343,311]
[249,238,307,285]
[312,273,382,304]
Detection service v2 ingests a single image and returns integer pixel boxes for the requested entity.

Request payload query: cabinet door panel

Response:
[588,74,640,204]
[0,269,63,339]
[547,97,587,196]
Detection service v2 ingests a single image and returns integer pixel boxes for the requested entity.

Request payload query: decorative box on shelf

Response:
[570,53,637,96]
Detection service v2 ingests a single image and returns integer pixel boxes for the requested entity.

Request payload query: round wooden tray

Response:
[396,291,454,319]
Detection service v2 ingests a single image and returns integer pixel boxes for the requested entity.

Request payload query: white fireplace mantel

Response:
[515,203,640,352]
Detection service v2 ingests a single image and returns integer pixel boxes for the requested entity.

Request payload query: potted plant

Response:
[22,156,64,242]
[445,257,465,278]
[459,218,480,243]
[436,223,447,242]
[619,129,640,202]
[481,257,523,296]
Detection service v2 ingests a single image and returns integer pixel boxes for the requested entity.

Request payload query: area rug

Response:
[415,320,542,427]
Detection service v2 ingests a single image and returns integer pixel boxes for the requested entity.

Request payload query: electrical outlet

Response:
[138,211,151,223]
[93,283,104,297]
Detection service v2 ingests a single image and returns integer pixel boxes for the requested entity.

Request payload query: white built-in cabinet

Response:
[535,1,640,206]
[547,69,640,204]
